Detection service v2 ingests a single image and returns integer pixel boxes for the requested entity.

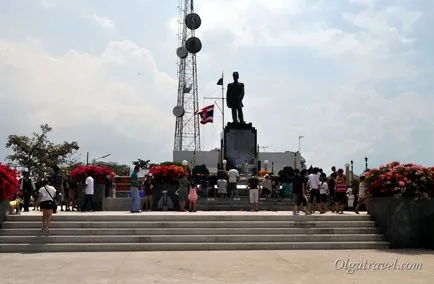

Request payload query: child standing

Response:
[188,182,198,212]
[355,176,367,214]
[142,173,154,211]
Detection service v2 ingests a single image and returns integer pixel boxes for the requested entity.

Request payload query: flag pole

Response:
[221,72,225,170]
[221,72,224,133]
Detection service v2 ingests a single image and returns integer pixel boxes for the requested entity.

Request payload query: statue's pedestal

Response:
[223,122,257,174]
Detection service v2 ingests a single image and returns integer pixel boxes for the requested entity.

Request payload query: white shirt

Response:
[359,181,367,198]
[85,176,94,195]
[308,173,320,189]
[261,179,272,190]
[319,181,328,195]
[38,185,57,202]
[228,169,239,183]
[217,179,228,194]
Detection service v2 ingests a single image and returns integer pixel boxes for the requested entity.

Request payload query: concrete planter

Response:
[368,197,434,249]
[152,183,179,211]
[77,183,105,211]
[76,184,85,210]
[0,200,10,226]
[94,184,105,211]
[102,183,180,211]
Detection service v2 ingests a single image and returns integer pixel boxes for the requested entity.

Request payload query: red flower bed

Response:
[149,164,185,184]
[70,165,115,184]
[0,163,19,201]
[365,161,434,198]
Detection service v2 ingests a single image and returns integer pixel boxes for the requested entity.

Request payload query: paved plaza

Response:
[0,249,432,284]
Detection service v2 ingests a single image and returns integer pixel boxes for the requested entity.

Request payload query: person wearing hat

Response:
[142,173,154,211]
[260,174,272,197]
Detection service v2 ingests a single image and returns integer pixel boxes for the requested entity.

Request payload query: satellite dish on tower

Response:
[185,37,202,54]
[173,106,185,118]
[185,13,201,30]
[176,46,188,59]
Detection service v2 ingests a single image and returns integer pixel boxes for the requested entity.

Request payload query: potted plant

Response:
[70,165,115,211]
[365,161,434,248]
[0,163,19,224]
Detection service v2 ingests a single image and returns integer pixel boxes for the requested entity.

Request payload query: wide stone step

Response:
[103,197,297,211]
[4,214,371,222]
[0,227,380,236]
[0,234,384,243]
[196,205,294,211]
[2,220,376,229]
[0,241,390,253]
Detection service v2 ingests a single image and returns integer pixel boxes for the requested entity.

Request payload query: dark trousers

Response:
[231,107,244,123]
[23,192,31,212]
[82,194,95,211]
[228,183,237,198]
[261,188,271,197]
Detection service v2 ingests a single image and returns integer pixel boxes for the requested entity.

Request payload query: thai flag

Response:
[198,104,214,125]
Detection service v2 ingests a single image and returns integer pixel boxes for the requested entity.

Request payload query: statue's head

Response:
[233,72,239,81]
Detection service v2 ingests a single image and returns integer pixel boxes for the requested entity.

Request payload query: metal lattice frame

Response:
[173,0,200,152]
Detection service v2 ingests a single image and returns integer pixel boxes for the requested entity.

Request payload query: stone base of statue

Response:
[223,122,257,174]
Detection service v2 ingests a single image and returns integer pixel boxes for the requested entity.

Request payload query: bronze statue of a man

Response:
[226,72,245,124]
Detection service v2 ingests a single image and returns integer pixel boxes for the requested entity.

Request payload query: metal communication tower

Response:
[172,0,202,152]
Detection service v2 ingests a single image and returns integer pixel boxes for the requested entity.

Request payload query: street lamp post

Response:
[181,160,188,175]
[365,157,368,171]
[350,160,354,183]
[264,160,269,172]
[222,159,227,171]
[95,154,111,161]
[345,163,350,186]
[298,136,304,153]
[87,153,111,165]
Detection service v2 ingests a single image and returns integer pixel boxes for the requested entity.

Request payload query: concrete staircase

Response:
[103,197,297,211]
[196,197,295,211]
[0,213,388,252]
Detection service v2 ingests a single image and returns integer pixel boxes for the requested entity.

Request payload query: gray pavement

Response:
[0,250,432,284]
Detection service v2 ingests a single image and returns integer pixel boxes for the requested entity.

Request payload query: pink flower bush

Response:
[71,165,115,184]
[365,161,434,198]
[149,164,185,184]
[0,163,19,201]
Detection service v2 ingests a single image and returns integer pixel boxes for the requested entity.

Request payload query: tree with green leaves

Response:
[5,124,79,178]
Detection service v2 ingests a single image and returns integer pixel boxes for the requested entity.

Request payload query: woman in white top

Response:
[354,176,368,214]
[38,179,57,233]
[319,175,329,214]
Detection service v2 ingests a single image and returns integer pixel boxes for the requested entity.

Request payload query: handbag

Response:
[44,186,58,213]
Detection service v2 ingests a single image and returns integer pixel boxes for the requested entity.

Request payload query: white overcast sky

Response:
[0,0,433,174]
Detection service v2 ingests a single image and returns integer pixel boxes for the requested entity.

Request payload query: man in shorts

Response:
[307,168,321,213]
[292,169,310,215]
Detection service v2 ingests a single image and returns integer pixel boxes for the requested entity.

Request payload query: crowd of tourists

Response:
[11,165,105,232]
[209,165,368,214]
[127,164,368,215]
[10,163,368,231]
